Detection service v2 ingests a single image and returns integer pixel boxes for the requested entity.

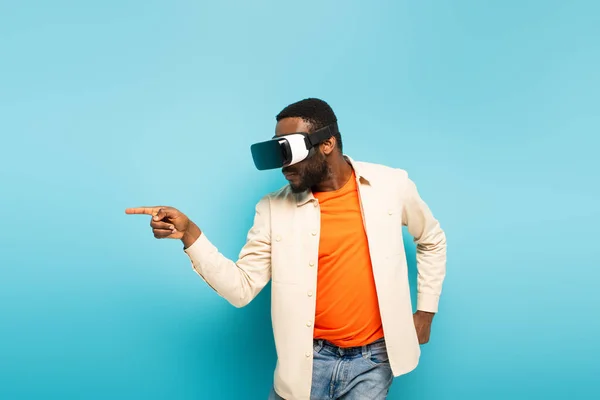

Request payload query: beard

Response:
[286,151,331,194]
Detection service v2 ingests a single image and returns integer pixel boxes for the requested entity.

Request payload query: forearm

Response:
[182,198,272,308]
[184,233,270,308]
[416,227,446,312]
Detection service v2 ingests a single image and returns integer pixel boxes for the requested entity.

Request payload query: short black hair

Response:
[276,98,342,153]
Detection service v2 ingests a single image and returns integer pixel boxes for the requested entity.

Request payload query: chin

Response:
[289,183,308,193]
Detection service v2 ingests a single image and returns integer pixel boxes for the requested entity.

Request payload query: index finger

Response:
[125,207,160,215]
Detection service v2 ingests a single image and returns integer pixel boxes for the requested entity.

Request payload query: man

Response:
[126,98,447,399]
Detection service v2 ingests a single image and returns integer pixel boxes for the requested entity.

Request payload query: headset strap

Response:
[305,123,338,148]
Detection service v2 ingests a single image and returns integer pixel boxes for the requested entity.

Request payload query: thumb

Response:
[153,207,177,221]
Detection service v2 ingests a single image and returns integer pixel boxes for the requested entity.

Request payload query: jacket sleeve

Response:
[183,196,272,308]
[401,172,447,313]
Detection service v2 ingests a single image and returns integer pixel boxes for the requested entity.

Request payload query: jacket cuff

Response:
[417,293,440,313]
[183,233,216,265]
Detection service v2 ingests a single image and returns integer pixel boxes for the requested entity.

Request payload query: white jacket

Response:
[184,156,447,399]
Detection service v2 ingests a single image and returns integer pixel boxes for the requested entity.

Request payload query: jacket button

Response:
[309,261,315,267]
[306,321,312,327]
[275,235,281,242]
[388,210,393,215]
[307,291,313,297]
[305,352,311,357]
[311,231,317,236]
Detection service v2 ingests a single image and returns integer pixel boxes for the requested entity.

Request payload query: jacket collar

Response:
[295,155,370,206]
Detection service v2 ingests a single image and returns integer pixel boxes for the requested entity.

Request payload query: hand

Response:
[125,206,200,247]
[413,310,435,344]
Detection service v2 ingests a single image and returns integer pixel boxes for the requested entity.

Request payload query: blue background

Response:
[1,1,598,399]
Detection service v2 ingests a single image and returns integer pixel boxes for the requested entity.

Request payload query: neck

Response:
[312,153,353,192]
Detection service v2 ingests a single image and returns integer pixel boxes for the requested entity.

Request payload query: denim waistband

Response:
[313,337,386,357]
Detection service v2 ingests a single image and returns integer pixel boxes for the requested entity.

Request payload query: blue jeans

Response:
[269,337,393,399]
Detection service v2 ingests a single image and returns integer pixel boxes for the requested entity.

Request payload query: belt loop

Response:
[361,344,369,358]
[313,339,324,353]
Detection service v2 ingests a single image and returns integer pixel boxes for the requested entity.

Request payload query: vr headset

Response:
[250,123,338,170]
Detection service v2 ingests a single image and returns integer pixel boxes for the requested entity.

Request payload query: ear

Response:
[320,136,337,156]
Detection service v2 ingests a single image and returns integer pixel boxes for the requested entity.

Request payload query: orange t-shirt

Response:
[312,171,384,347]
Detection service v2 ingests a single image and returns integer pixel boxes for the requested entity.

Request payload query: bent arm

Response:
[183,196,272,308]
[401,173,447,313]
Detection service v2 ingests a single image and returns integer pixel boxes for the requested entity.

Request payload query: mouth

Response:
[283,171,298,180]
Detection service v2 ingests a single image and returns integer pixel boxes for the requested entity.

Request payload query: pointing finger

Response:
[125,207,161,216]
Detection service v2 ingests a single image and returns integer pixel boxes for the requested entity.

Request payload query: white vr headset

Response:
[250,123,338,170]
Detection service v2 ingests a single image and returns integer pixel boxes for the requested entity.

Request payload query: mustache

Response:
[282,167,298,174]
